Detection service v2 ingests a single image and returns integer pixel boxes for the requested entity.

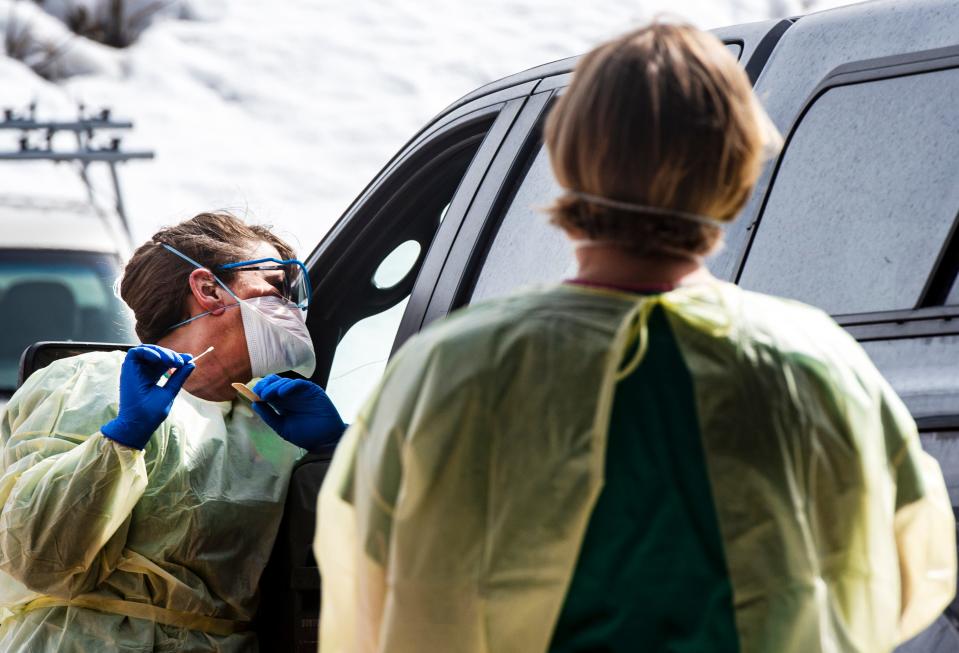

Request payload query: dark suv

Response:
[18,1,959,650]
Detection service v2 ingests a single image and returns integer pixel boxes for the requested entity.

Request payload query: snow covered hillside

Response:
[0,0,854,253]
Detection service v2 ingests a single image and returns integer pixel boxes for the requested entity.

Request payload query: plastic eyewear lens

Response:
[219,260,311,310]
[288,262,310,310]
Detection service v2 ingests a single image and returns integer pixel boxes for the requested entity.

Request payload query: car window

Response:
[326,300,410,422]
[325,242,421,421]
[469,140,746,304]
[470,146,575,303]
[739,68,959,315]
[0,250,134,393]
[948,278,959,305]
[321,114,497,422]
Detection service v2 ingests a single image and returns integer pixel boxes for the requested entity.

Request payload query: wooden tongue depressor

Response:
[232,382,261,403]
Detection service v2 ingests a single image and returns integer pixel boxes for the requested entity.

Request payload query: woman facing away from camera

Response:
[0,211,346,651]
[314,22,956,653]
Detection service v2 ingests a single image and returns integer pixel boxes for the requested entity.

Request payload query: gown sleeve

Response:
[0,355,149,598]
[879,379,958,643]
[316,360,408,653]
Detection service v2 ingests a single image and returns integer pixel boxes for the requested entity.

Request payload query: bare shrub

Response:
[3,1,77,79]
[32,0,187,49]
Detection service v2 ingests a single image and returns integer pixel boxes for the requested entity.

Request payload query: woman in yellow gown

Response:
[315,23,955,653]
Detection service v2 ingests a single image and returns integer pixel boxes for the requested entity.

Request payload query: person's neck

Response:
[155,331,239,403]
[573,245,712,289]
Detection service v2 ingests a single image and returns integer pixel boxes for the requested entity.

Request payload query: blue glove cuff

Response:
[326,422,349,451]
[311,421,348,454]
[101,418,151,450]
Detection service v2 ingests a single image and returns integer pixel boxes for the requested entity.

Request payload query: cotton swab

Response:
[159,346,214,385]
[190,346,216,365]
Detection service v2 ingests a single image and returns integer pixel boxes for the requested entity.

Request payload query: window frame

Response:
[919,417,959,433]
[734,45,959,330]
[304,99,523,387]
[410,89,553,335]
[389,95,532,353]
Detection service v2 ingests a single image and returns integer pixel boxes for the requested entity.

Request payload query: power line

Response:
[0,102,155,245]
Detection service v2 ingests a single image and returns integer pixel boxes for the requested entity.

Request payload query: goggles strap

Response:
[160,243,243,333]
[160,243,241,302]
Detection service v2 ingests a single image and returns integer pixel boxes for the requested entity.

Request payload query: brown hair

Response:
[544,22,780,257]
[119,211,296,343]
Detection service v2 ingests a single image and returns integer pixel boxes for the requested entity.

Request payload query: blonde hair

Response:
[544,22,781,257]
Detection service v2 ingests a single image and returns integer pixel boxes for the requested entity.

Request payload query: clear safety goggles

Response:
[161,243,312,314]
[218,257,312,312]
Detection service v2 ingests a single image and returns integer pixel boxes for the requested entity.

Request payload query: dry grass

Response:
[49,0,178,49]
[4,0,182,80]
[4,1,74,79]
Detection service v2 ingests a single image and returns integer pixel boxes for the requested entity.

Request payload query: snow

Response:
[1,0,856,256]
[1,0,858,417]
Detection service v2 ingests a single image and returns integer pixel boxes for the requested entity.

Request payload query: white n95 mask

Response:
[239,295,316,378]
[161,243,317,379]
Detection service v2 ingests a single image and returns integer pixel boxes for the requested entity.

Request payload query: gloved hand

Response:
[101,345,195,450]
[252,375,346,452]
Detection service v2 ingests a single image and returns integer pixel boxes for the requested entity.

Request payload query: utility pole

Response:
[0,103,155,244]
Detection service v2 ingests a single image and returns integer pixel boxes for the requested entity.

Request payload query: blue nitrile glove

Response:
[251,375,346,452]
[101,345,195,450]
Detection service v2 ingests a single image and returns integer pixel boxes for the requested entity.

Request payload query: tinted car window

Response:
[739,68,959,315]
[471,133,753,303]
[323,115,496,421]
[470,146,574,303]
[949,278,959,305]
[469,44,744,303]
[0,250,134,393]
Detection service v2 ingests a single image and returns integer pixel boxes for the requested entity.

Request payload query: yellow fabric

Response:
[0,350,303,651]
[20,596,251,637]
[315,281,956,653]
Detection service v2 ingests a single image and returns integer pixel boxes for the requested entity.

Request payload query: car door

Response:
[734,43,959,652]
[269,29,772,641]
[256,82,541,652]
[729,10,959,647]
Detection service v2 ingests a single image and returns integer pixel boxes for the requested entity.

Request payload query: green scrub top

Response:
[550,303,740,652]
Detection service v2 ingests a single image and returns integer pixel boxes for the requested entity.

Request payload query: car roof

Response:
[432,17,795,121]
[0,196,126,254]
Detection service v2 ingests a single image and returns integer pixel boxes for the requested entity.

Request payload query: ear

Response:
[188,268,230,316]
